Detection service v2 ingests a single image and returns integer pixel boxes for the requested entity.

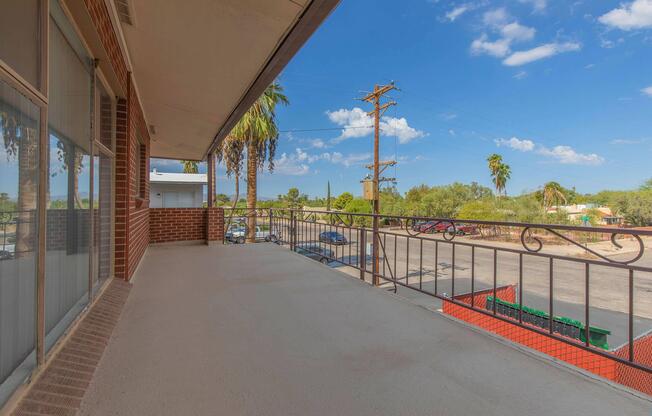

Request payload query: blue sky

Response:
[154,0,651,199]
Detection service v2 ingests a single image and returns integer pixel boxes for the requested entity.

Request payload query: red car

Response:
[449,223,478,236]
[417,221,455,234]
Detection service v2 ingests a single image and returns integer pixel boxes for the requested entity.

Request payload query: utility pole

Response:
[326,181,331,211]
[361,83,397,286]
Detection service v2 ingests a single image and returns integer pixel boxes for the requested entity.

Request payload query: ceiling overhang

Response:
[117,0,339,161]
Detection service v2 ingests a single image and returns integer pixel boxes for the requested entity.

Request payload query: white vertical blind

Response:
[45,8,92,348]
[0,78,39,405]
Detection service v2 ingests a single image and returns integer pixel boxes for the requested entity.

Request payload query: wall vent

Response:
[114,0,134,25]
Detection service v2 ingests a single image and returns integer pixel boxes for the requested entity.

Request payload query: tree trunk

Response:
[246,142,257,243]
[225,175,240,235]
[16,126,38,258]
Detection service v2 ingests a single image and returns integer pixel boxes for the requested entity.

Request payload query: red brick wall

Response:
[150,208,225,244]
[113,78,150,280]
[150,208,206,244]
[114,98,129,279]
[443,300,619,380]
[452,285,516,307]
[125,80,150,279]
[207,207,225,243]
[82,0,129,92]
[82,0,152,281]
[443,294,652,396]
[614,332,652,395]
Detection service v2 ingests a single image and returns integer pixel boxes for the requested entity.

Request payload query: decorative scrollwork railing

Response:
[404,218,457,241]
[520,227,645,265]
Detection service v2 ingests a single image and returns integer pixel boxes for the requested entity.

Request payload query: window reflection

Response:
[0,78,39,396]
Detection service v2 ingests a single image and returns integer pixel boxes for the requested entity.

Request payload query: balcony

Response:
[60,241,648,415]
[2,207,642,416]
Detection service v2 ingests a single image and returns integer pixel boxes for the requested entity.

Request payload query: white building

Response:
[150,170,206,208]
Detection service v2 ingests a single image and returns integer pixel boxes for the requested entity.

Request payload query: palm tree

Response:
[495,163,511,197]
[541,181,567,212]
[215,134,245,231]
[230,82,288,242]
[181,160,199,173]
[487,154,510,197]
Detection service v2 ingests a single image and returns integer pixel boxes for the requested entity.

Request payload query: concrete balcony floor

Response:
[79,243,651,415]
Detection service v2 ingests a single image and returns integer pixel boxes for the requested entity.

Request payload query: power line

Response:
[278,125,373,133]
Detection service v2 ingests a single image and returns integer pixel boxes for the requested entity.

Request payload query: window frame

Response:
[0,0,49,390]
[92,70,116,284]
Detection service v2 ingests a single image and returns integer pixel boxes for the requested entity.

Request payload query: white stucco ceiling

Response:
[119,0,330,160]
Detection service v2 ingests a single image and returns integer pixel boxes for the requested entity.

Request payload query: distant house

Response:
[150,170,206,208]
[546,204,623,226]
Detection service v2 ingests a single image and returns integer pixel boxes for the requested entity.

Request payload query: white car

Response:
[226,226,278,244]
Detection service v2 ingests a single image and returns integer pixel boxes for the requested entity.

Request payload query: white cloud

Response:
[380,117,426,143]
[326,108,374,140]
[610,138,647,145]
[642,85,652,97]
[495,137,535,151]
[513,70,528,79]
[439,112,458,120]
[448,129,456,136]
[538,145,604,165]
[503,42,581,66]
[274,149,311,176]
[446,5,470,22]
[501,22,536,42]
[276,148,372,171]
[518,0,547,12]
[327,107,425,144]
[471,35,512,57]
[495,137,604,165]
[483,8,509,27]
[599,0,652,31]
[471,12,535,59]
[324,152,371,167]
[308,138,327,149]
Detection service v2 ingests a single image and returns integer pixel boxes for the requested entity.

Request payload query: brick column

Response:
[206,207,224,244]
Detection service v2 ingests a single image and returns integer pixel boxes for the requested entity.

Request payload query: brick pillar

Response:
[114,97,129,280]
[207,153,215,208]
[206,207,224,244]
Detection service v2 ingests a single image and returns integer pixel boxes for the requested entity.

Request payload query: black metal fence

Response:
[0,210,36,259]
[265,208,652,378]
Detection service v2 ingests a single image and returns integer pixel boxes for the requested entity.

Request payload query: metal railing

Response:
[0,210,36,259]
[266,208,652,377]
[222,207,276,244]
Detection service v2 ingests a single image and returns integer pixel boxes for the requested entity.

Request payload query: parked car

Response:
[295,244,334,264]
[417,221,453,234]
[411,221,426,231]
[445,223,478,236]
[226,225,278,244]
[319,231,348,245]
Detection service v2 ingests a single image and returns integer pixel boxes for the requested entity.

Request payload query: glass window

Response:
[0,0,41,89]
[0,78,39,405]
[45,11,92,350]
